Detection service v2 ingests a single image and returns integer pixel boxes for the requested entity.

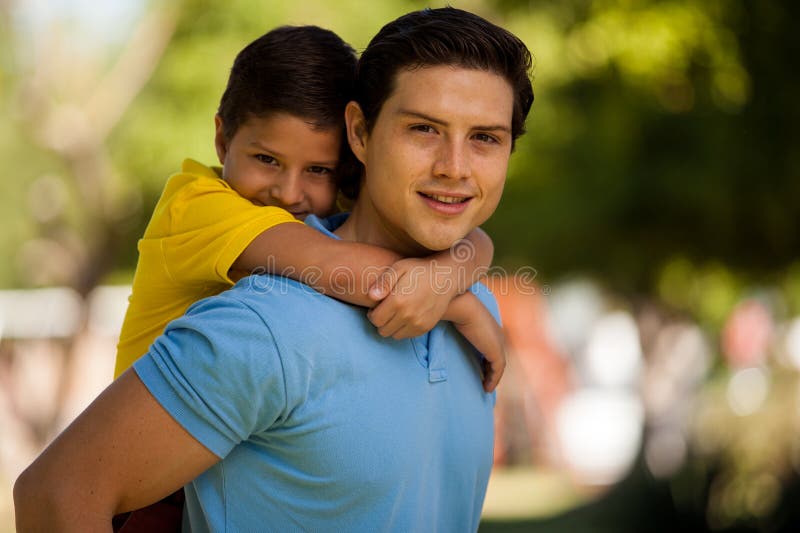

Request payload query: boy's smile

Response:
[214,113,341,220]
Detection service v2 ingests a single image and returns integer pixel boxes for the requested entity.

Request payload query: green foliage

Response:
[484,0,800,303]
[1,0,797,320]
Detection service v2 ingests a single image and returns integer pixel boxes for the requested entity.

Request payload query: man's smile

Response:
[417,191,474,215]
[419,192,471,204]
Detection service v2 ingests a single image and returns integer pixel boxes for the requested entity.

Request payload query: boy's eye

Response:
[255,154,278,165]
[307,166,333,175]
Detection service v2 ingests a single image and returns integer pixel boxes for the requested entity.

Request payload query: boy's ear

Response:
[345,101,368,164]
[214,115,228,164]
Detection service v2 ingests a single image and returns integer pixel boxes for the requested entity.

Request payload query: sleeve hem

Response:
[134,356,233,459]
[214,210,302,283]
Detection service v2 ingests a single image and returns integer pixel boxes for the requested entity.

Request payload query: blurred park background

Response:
[1,0,799,531]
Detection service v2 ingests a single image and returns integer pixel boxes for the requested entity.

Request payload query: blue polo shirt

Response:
[134,213,498,532]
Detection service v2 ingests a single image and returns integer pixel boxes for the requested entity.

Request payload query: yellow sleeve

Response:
[159,176,301,285]
[115,164,302,378]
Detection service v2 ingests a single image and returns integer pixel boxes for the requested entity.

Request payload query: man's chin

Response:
[411,230,473,255]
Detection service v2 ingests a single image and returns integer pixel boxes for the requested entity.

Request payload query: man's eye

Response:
[410,124,436,134]
[255,154,278,165]
[473,133,499,144]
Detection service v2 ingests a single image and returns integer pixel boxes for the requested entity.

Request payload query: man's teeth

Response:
[425,193,467,204]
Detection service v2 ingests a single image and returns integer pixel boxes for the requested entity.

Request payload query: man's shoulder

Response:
[173,274,358,354]
[183,276,367,378]
[220,274,355,323]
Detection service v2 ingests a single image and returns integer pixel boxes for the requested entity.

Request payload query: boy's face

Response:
[214,113,340,220]
[346,65,513,254]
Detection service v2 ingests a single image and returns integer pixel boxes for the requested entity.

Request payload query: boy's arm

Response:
[233,222,401,307]
[364,228,504,391]
[442,290,506,392]
[365,227,494,338]
[13,370,218,532]
[235,224,505,391]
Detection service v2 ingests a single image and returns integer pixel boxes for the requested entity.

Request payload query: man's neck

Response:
[334,197,430,257]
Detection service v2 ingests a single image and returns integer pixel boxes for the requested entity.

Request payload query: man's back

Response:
[135,241,498,531]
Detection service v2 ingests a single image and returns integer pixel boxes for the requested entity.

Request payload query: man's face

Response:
[215,113,340,220]
[348,65,514,254]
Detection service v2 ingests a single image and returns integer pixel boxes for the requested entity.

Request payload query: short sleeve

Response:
[161,177,300,285]
[134,294,287,458]
[469,282,502,326]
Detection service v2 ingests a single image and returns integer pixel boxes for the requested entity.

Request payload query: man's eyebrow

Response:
[397,109,511,133]
[398,109,448,126]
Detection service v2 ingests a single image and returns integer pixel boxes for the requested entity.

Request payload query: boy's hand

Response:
[452,311,507,393]
[445,292,507,393]
[367,258,455,339]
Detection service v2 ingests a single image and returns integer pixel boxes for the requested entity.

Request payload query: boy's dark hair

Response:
[355,7,534,146]
[218,26,359,197]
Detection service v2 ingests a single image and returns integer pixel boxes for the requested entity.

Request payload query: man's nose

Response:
[270,173,304,206]
[433,140,471,180]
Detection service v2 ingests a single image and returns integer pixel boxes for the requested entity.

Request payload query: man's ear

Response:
[214,115,228,165]
[345,101,368,164]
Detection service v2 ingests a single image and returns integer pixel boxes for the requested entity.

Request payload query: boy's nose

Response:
[270,174,304,207]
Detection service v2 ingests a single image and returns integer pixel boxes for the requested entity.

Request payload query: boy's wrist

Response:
[442,292,474,325]
[430,243,477,296]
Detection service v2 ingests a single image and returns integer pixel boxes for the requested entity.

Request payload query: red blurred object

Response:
[721,299,773,368]
[486,276,572,467]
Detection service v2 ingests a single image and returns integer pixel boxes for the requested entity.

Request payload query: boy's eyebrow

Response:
[397,109,511,133]
[249,141,338,166]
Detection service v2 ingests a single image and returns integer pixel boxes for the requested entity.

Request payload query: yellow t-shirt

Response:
[114,159,301,377]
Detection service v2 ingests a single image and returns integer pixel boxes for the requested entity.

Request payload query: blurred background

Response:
[1,0,798,531]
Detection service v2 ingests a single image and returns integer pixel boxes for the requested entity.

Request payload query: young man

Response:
[14,7,534,532]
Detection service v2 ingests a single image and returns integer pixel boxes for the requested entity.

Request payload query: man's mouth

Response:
[418,192,473,215]
[419,192,471,204]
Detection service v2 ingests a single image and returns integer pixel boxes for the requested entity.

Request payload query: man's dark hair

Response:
[218,26,359,197]
[355,7,534,146]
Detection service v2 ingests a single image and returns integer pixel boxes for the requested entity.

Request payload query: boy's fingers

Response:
[367,304,393,328]
[389,324,418,340]
[369,294,401,326]
[483,370,499,392]
[378,319,404,339]
[482,363,496,392]
[379,311,424,339]
[373,306,430,339]
[482,358,506,393]
[371,305,412,339]
[368,267,397,301]
[390,326,409,340]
